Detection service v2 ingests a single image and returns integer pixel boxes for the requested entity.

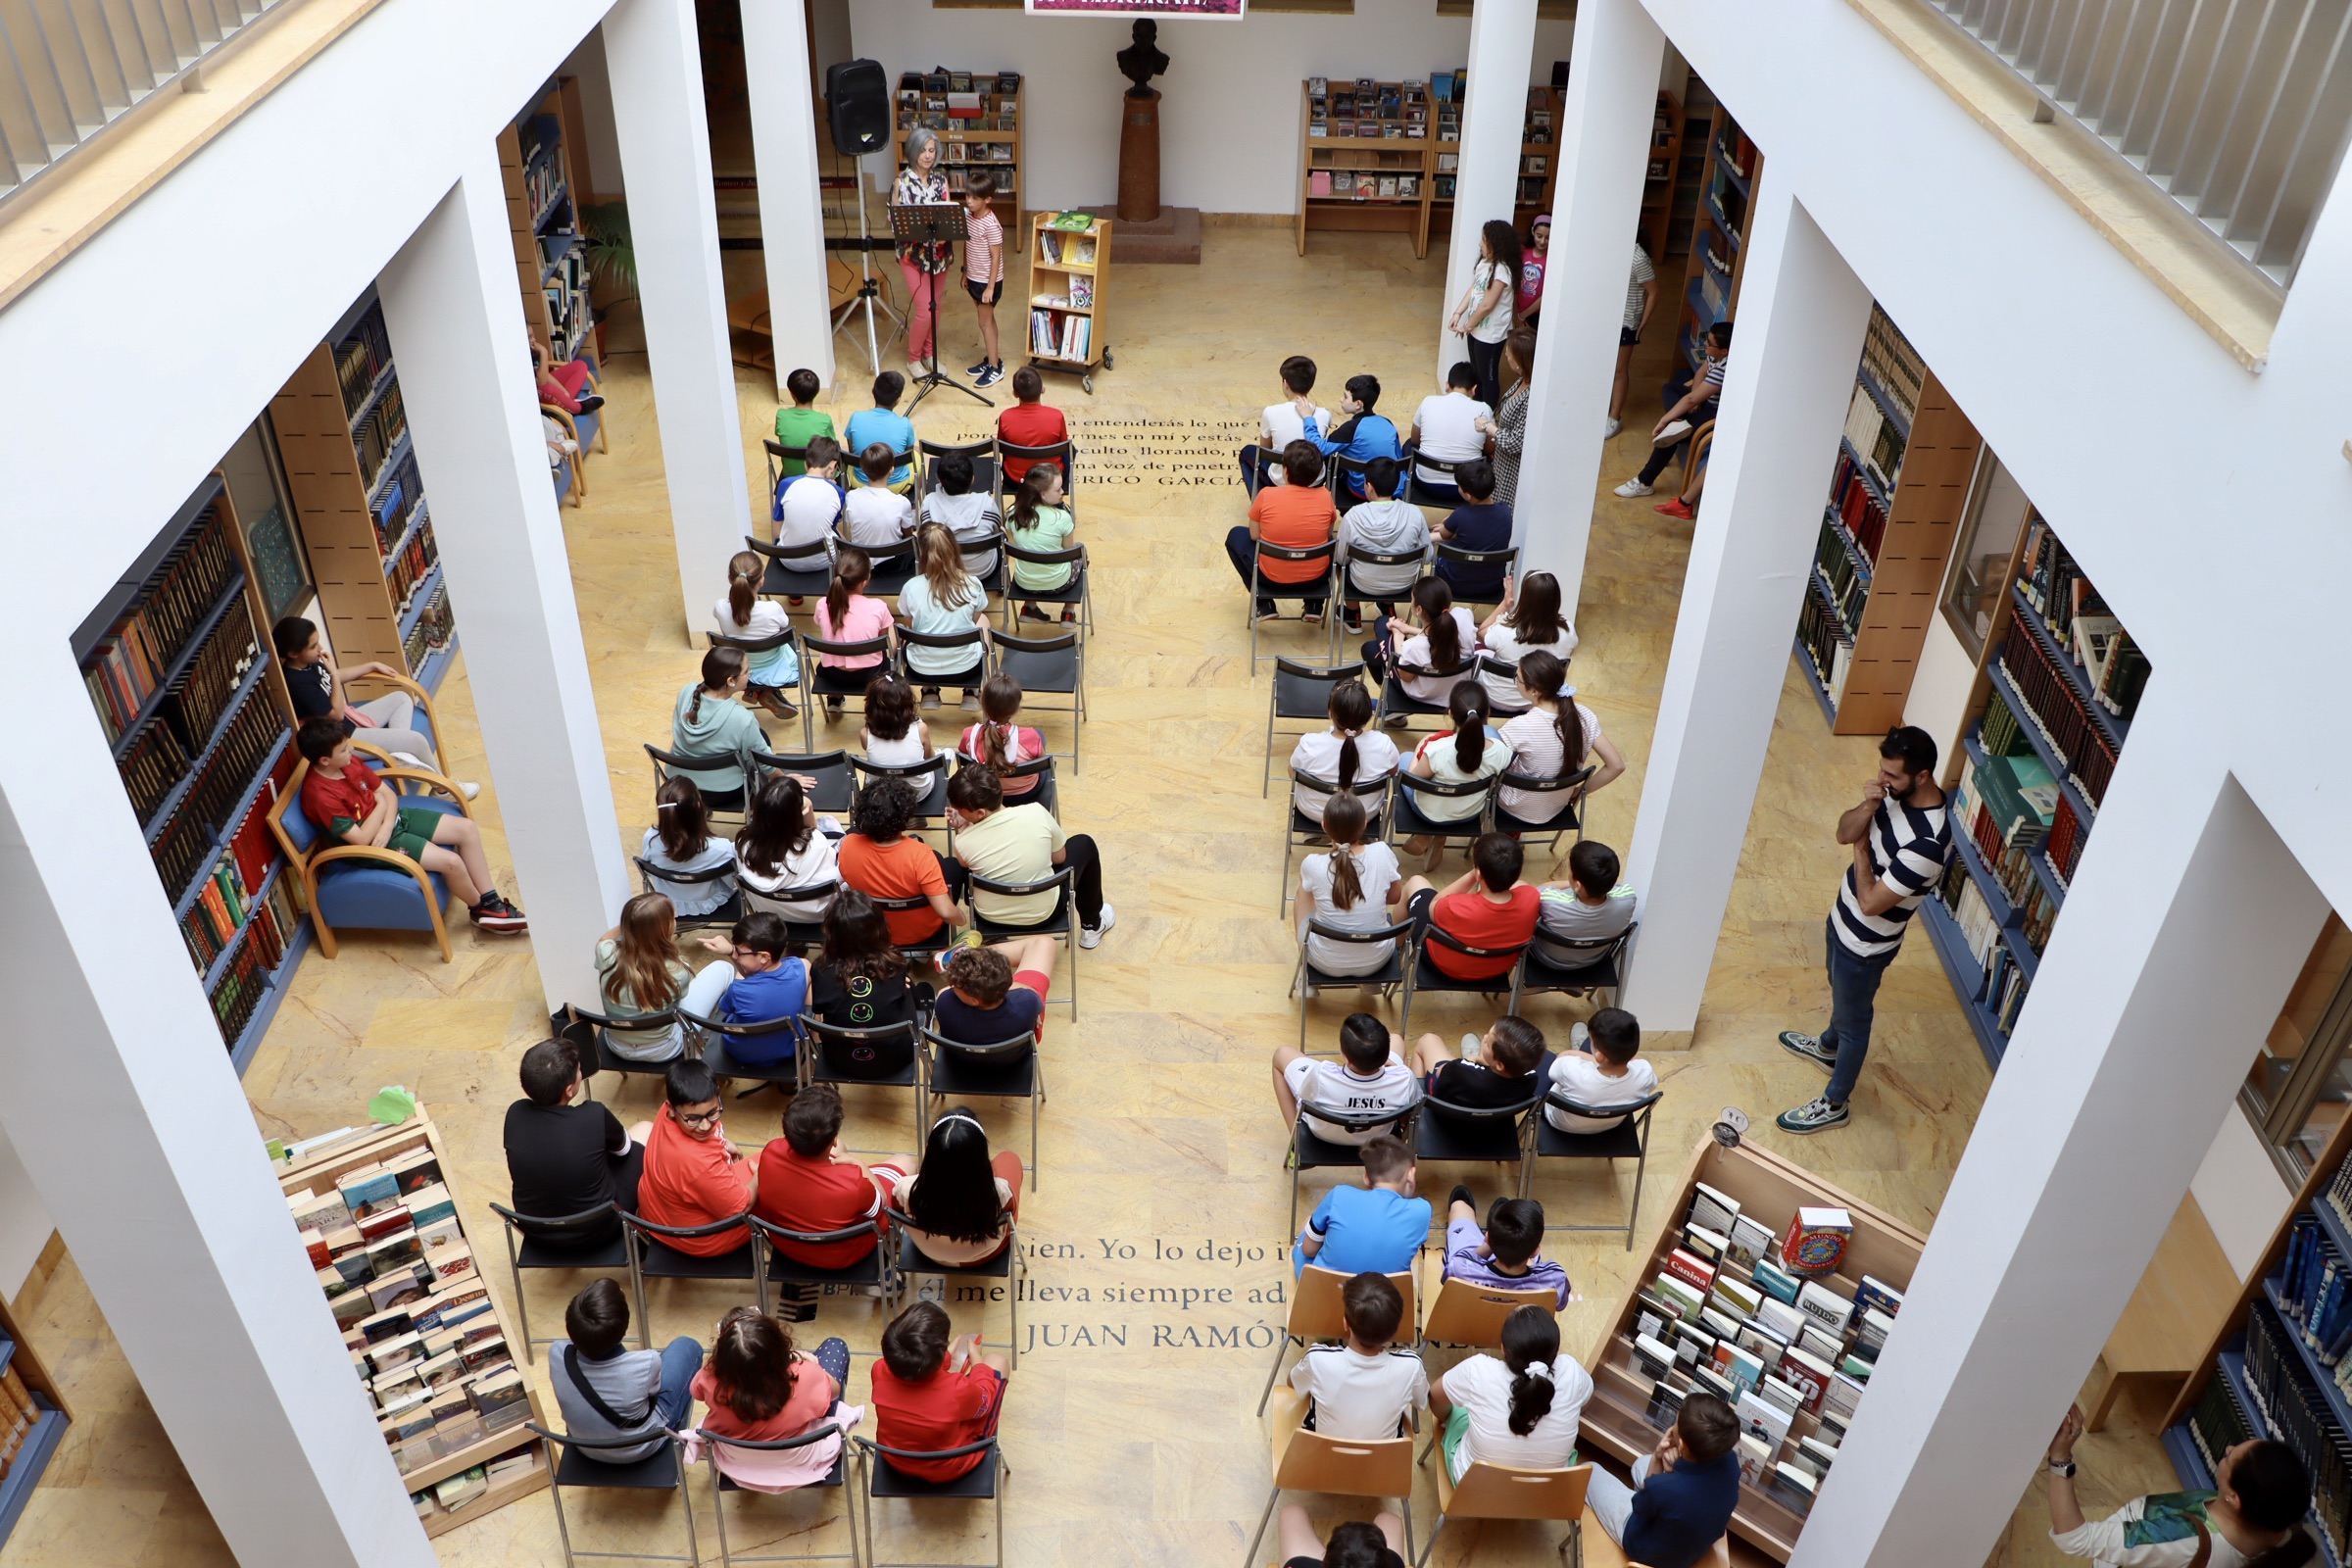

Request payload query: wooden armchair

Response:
[267,746,476,962]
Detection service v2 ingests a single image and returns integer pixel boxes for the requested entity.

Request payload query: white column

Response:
[1794,694,2328,1568]
[1512,0,1661,593]
[602,0,756,633]
[741,0,835,395]
[1440,0,1541,380]
[1618,186,1869,1033]
[0,684,434,1566]
[378,156,632,1013]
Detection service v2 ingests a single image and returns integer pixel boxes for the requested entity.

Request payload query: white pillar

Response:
[1513,0,1661,594]
[1440,0,1541,380]
[602,0,756,633]
[741,0,835,395]
[1618,185,1870,1033]
[378,156,632,1013]
[1795,696,2328,1568]
[0,682,434,1566]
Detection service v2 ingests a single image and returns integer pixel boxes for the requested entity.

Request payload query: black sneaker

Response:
[1448,1185,1475,1211]
[576,392,607,413]
[976,365,1004,389]
[1343,608,1364,632]
[470,898,528,934]
[966,358,992,376]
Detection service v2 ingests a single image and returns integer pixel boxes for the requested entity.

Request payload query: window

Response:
[1939,449,2031,661]
[220,416,312,625]
[2243,914,2352,1182]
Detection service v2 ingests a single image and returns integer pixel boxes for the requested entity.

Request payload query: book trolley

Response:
[1578,1135,1925,1561]
[276,1107,550,1537]
[0,1283,71,1549]
[1028,214,1112,394]
[897,70,1025,251]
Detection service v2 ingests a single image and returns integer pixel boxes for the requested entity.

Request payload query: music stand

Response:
[888,202,993,413]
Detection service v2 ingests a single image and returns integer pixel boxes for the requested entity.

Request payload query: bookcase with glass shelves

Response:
[897,71,1025,252]
[1299,77,1434,256]
[74,473,312,1074]
[1676,106,1759,391]
[1915,518,2148,1068]
[0,1286,70,1549]
[1027,214,1111,393]
[1578,1135,1924,1560]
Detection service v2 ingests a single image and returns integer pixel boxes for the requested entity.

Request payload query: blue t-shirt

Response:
[1298,1184,1430,1279]
[718,958,808,1063]
[932,985,1044,1046]
[1623,1447,1741,1568]
[844,408,916,487]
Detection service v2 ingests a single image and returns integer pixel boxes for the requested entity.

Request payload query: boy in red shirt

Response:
[1397,833,1540,981]
[1225,440,1337,623]
[995,367,1068,484]
[754,1085,909,1269]
[294,717,524,933]
[868,1300,1008,1480]
[631,1058,756,1257]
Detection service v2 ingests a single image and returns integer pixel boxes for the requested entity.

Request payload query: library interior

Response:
[0,0,2344,1566]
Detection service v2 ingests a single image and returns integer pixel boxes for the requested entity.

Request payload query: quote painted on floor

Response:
[944,1234,1294,1355]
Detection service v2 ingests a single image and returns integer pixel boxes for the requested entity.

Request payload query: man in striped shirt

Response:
[1777,725,1950,1135]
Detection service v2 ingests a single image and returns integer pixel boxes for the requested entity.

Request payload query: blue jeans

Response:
[656,1336,706,1431]
[1821,916,1898,1104]
[1585,1452,1652,1544]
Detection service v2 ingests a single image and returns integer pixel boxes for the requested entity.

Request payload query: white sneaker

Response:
[1079,904,1115,949]
[458,781,481,802]
[1614,479,1654,498]
[1651,418,1692,447]
[1458,1033,1481,1060]
[1604,417,1622,438]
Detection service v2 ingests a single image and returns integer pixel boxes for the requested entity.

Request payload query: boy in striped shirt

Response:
[1615,319,1731,503]
[961,173,1005,388]
[1778,725,1950,1135]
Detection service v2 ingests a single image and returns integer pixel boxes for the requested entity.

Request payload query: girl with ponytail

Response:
[1295,790,1404,978]
[958,673,1047,800]
[1430,1303,1590,1483]
[812,546,893,715]
[671,646,767,810]
[1380,576,1479,707]
[1290,677,1399,821]
[1498,648,1625,823]
[639,776,739,916]
[711,550,799,718]
[1402,680,1513,864]
[1477,570,1577,711]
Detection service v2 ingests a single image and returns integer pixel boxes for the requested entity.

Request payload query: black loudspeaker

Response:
[826,60,892,157]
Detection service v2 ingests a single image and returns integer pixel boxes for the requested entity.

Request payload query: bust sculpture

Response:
[1117,20,1168,98]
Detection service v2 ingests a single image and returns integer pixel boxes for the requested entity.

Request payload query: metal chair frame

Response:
[1411,1081,1543,1202]
[528,1423,703,1568]
[750,748,858,816]
[631,856,744,932]
[801,1018,929,1144]
[884,1209,1025,1368]
[893,623,992,702]
[853,1434,1010,1568]
[621,1207,763,1342]
[1338,543,1434,613]
[1247,1389,1418,1568]
[1387,769,1498,875]
[963,864,1079,1017]
[995,438,1077,512]
[1279,767,1396,914]
[675,1006,807,1099]
[1285,1089,1424,1240]
[1398,920,1531,1038]
[797,635,896,752]
[1491,761,1597,858]
[998,542,1090,643]
[1402,452,1467,512]
[916,437,999,500]
[698,1419,862,1568]
[1376,656,1480,735]
[922,1025,1046,1188]
[487,1200,633,1358]
[567,1004,685,1100]
[1292,916,1413,1049]
[1532,1088,1665,1250]
[849,754,954,850]
[747,1214,895,1320]
[645,742,755,827]
[1517,924,1639,1012]
[991,630,1085,773]
[1433,540,1521,615]
[1247,537,1342,674]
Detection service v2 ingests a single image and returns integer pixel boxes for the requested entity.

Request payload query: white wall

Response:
[2193,1103,2297,1281]
[1903,611,1979,768]
[846,0,1575,214]
[0,1130,51,1302]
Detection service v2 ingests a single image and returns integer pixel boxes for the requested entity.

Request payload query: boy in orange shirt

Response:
[630,1058,756,1257]
[1224,440,1338,623]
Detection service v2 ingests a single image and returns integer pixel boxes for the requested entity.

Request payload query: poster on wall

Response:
[1025,0,1245,16]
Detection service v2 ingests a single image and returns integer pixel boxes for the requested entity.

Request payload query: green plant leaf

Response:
[579,200,637,301]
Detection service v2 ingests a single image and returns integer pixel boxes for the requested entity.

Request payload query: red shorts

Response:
[1013,969,1051,998]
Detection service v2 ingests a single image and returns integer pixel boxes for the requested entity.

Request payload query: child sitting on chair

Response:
[1270,1013,1419,1146]
[919,453,1004,582]
[295,717,524,934]
[869,1300,1009,1481]
[844,443,917,548]
[842,370,915,491]
[1412,1015,1544,1109]
[1288,1271,1427,1440]
[932,937,1059,1048]
[1439,1191,1571,1308]
[1296,1135,1427,1281]
[1544,1006,1658,1135]
[683,911,808,1067]
[860,674,936,766]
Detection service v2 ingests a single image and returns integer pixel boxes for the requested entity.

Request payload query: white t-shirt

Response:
[637,830,738,916]
[1412,392,1491,485]
[774,475,842,567]
[1544,1051,1658,1133]
[1497,703,1601,819]
[1291,728,1401,819]
[1394,606,1481,703]
[2050,1498,2255,1568]
[1409,728,1513,821]
[1624,245,1657,332]
[1466,258,1516,343]
[1290,1342,1428,1441]
[898,574,986,678]
[862,729,929,767]
[1534,883,1637,967]
[1478,621,1579,711]
[711,595,797,688]
[1442,1352,1593,1481]
[737,828,842,924]
[843,485,915,549]
[1299,842,1403,975]
[1259,402,1332,484]
[1286,1056,1419,1145]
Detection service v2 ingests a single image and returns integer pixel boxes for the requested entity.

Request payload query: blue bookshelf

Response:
[1855,362,1912,444]
[142,645,271,850]
[2008,580,2132,754]
[1918,896,2007,1070]
[1821,504,1873,590]
[1791,633,1838,725]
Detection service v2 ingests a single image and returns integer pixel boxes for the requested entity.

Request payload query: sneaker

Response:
[975,365,1004,388]
[1779,1030,1838,1072]
[1343,609,1364,632]
[1079,904,1115,950]
[1302,610,1324,625]
[1651,418,1692,447]
[457,781,481,801]
[469,899,528,934]
[1613,478,1654,498]
[1653,499,1696,520]
[960,692,981,713]
[934,930,985,972]
[576,393,607,414]
[1060,608,1078,624]
[1777,1098,1850,1135]
[1604,417,1622,438]
[1458,1033,1481,1060]
[1019,604,1054,622]
[966,358,993,376]
[824,695,845,716]
[1447,1184,1475,1211]
[1381,711,1411,729]
[1253,601,1279,621]
[920,687,942,710]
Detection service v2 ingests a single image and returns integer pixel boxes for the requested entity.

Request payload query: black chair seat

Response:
[762,1242,887,1289]
[1522,951,1622,990]
[970,896,1071,944]
[556,1446,684,1490]
[594,1034,678,1078]
[701,1039,800,1080]
[1410,949,1515,994]
[1533,1116,1646,1160]
[718,1446,848,1491]
[752,751,855,814]
[638,1236,758,1279]
[1391,789,1487,840]
[1377,683,1461,723]
[866,1448,1001,1499]
[1416,1107,1530,1164]
[1301,949,1406,992]
[1494,799,1581,837]
[1011,571,1086,610]
[899,1234,1014,1279]
[514,1231,631,1271]
[1295,1125,1379,1171]
[811,1052,921,1090]
[998,642,1079,693]
[928,1048,1038,1099]
[809,662,889,699]
[1273,663,1351,721]
[761,563,833,599]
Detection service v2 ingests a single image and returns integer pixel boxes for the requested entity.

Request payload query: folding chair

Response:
[1434,540,1520,616]
[1000,542,1090,641]
[854,1434,1010,1568]
[748,1215,894,1321]
[710,624,803,721]
[566,1004,683,1100]
[1288,1095,1424,1238]
[1531,1088,1665,1249]
[676,1007,806,1100]
[1247,538,1342,675]
[923,1025,1046,1187]
[632,857,743,932]
[1416,1458,1600,1568]
[745,534,834,606]
[861,538,918,601]
[1293,917,1413,1049]
[1255,1262,1419,1416]
[764,437,808,498]
[1249,1389,1417,1568]
[894,625,991,706]
[802,1018,927,1142]
[851,754,952,847]
[997,437,1076,513]
[1279,768,1395,914]
[1517,925,1638,1012]
[964,865,1079,1017]
[867,894,958,966]
[961,752,1058,819]
[1491,762,1596,859]
[486,1201,633,1358]
[993,631,1084,773]
[887,1209,1025,1367]
[622,1208,761,1336]
[529,1424,701,1568]
[1338,543,1433,625]
[1411,1080,1542,1204]
[1328,451,1407,508]
[1387,770,1497,876]
[1398,920,1529,1038]
[797,636,893,752]
[752,747,858,815]
[1376,656,1479,736]
[645,742,755,827]
[1403,453,1466,512]
[699,1420,861,1568]
[918,436,998,499]
[1262,659,1369,798]
[1417,1271,1559,1350]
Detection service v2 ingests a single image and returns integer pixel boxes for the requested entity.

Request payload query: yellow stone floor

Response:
[0,227,2155,1567]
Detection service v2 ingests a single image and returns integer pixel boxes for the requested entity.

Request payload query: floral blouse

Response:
[892,166,955,274]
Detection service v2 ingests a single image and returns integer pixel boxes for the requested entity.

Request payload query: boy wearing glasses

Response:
[631,1058,756,1256]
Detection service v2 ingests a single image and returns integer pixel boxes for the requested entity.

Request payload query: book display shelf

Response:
[1028,214,1112,394]
[1580,1136,1925,1560]
[1642,90,1688,268]
[1299,77,1435,257]
[1676,106,1759,390]
[2162,1112,2352,1568]
[277,1109,550,1536]
[0,1273,72,1549]
[73,473,312,1073]
[271,290,460,698]
[1917,518,2146,1067]
[498,78,598,368]
[1416,79,1564,257]
[897,71,1025,252]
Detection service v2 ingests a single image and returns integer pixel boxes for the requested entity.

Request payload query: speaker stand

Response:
[831,154,905,378]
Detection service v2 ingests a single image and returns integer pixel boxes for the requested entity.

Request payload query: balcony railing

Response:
[1928,0,2352,289]
[0,0,288,203]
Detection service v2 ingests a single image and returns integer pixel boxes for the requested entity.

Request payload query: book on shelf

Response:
[1782,1207,1853,1276]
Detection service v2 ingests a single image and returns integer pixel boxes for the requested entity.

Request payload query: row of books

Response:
[291,1139,534,1478]
[937,140,1014,165]
[1515,175,1549,204]
[1815,517,1867,638]
[1825,461,1884,567]
[179,836,287,975]
[2278,1214,2352,1376]
[388,519,441,610]
[1999,612,2122,808]
[82,503,240,743]
[941,168,1017,197]
[1842,380,1905,494]
[336,304,394,422]
[355,381,409,499]
[0,1359,47,1486]
[2015,524,2149,722]
[208,893,289,1049]
[403,585,454,676]
[1934,863,2035,1033]
[374,452,422,561]
[2241,1298,2352,1564]
[901,70,1018,97]
[901,110,1016,134]
[1035,229,1096,266]
[1980,685,2088,888]
[1951,746,2059,925]
[149,687,282,904]
[1030,309,1092,363]
[1308,172,1423,202]
[1796,582,1852,701]
[1861,306,1925,424]
[135,610,259,771]
[521,118,565,221]
[414,1443,541,1521]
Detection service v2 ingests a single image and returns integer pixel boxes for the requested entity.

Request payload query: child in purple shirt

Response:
[1441,1191,1571,1308]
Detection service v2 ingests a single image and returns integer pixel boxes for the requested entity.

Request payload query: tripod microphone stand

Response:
[889,201,993,415]
[829,151,905,377]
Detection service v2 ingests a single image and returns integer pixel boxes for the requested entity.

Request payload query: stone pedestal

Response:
[1118,89,1161,223]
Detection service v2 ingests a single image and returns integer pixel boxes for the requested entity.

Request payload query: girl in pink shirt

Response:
[813,547,895,713]
[957,673,1047,798]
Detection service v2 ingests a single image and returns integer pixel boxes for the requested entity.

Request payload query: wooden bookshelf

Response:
[499,80,597,368]
[1642,90,1687,268]
[1675,106,1760,391]
[1415,84,1562,259]
[896,71,1025,253]
[0,1266,72,1549]
[1580,1135,1926,1562]
[1027,215,1111,394]
[1299,81,1432,257]
[275,1109,550,1536]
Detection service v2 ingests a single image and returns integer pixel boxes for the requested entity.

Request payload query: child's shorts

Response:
[389,807,446,861]
[966,277,1003,306]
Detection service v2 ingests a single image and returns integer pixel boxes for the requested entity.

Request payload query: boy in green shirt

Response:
[773,368,836,478]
